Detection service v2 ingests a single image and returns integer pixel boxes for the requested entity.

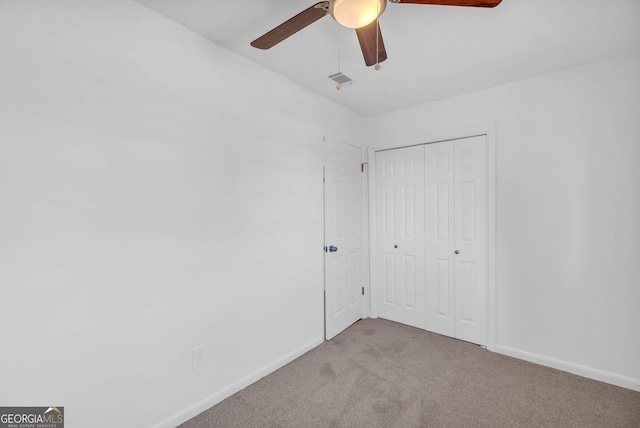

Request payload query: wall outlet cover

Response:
[192,346,205,369]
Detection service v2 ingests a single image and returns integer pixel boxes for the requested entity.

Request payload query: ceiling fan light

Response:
[330,0,386,29]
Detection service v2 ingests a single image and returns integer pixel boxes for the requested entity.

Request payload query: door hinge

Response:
[362,286,365,295]
[361,162,367,172]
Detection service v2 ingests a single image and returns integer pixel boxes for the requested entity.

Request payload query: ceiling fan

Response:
[251,0,503,67]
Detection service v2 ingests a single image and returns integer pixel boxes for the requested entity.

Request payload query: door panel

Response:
[425,141,455,336]
[453,136,487,345]
[436,259,450,315]
[376,146,425,329]
[383,253,396,304]
[325,140,363,340]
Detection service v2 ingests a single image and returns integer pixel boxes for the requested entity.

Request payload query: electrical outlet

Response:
[192,346,205,370]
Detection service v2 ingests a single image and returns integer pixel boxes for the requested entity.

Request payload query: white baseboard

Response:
[495,345,640,392]
[153,335,325,428]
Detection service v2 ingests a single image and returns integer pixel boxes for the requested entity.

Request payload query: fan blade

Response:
[390,0,502,7]
[355,20,388,67]
[251,2,329,49]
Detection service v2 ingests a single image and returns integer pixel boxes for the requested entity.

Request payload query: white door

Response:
[424,141,456,337]
[452,136,487,345]
[324,139,363,340]
[376,136,487,345]
[375,145,426,329]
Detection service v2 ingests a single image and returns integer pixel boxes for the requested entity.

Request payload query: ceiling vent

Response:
[328,72,354,89]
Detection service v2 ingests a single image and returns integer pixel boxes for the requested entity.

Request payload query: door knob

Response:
[329,246,338,252]
[394,245,398,249]
[454,250,460,255]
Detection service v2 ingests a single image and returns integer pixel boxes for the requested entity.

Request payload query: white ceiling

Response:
[134,0,640,117]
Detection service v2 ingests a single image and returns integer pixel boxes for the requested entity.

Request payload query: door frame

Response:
[367,125,497,351]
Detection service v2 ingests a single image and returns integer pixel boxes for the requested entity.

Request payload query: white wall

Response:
[0,1,365,427]
[366,51,640,390]
[1,1,638,426]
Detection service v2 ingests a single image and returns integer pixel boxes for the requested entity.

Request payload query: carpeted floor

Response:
[181,318,640,427]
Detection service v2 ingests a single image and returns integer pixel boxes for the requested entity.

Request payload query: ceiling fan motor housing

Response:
[329,0,387,28]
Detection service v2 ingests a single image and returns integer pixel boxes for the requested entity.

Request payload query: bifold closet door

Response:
[424,142,456,338]
[376,135,487,346]
[452,136,487,345]
[375,145,426,329]
[424,136,487,345]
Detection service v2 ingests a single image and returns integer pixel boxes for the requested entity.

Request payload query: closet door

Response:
[374,136,487,345]
[375,145,425,329]
[452,136,487,345]
[424,136,487,345]
[424,141,456,337]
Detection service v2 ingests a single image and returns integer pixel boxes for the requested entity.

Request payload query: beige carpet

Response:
[181,318,640,427]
